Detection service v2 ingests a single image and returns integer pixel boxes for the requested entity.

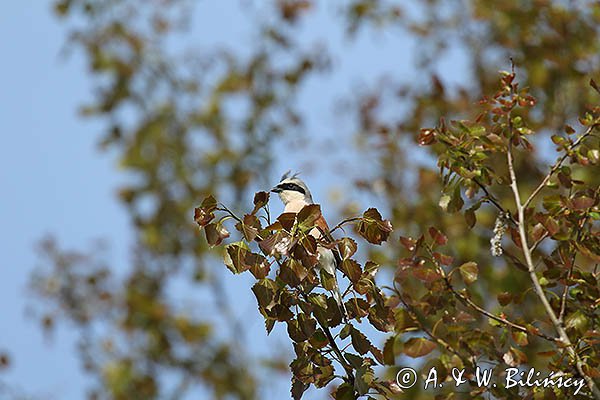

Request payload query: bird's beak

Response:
[271,185,282,193]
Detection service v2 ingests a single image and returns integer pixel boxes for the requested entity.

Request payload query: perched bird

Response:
[271,171,346,316]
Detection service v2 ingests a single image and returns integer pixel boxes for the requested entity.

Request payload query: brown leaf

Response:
[356,208,393,245]
[236,214,261,242]
[511,331,528,346]
[204,223,230,247]
[252,191,270,214]
[403,337,436,358]
[291,378,309,400]
[383,336,396,365]
[412,266,442,283]
[297,204,322,230]
[337,237,357,260]
[340,259,362,283]
[278,212,297,231]
[571,195,596,210]
[497,292,513,306]
[193,195,217,227]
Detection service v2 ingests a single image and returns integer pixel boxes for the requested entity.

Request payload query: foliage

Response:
[197,70,600,399]
[24,0,600,399]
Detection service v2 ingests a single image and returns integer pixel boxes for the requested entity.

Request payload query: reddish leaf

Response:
[503,347,527,366]
[571,195,596,210]
[412,266,442,282]
[194,195,218,227]
[399,236,417,251]
[278,212,297,231]
[428,227,447,245]
[418,128,436,145]
[433,252,454,266]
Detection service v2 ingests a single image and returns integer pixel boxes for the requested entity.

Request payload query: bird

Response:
[271,171,347,317]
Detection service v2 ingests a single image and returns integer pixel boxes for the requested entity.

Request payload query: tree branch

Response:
[506,136,600,399]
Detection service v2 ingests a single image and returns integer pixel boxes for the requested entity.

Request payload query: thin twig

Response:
[473,178,518,225]
[395,288,477,368]
[329,217,362,235]
[423,245,556,342]
[529,231,549,253]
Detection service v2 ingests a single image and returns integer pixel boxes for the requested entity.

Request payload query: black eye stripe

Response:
[278,182,306,194]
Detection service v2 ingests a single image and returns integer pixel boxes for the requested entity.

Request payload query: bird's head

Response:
[271,171,313,205]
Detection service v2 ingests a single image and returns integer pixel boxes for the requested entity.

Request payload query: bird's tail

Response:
[331,277,348,322]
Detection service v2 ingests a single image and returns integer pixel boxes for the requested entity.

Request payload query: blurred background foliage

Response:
[20,0,600,399]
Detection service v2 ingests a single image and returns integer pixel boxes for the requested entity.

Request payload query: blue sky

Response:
[0,2,471,399]
[0,3,130,399]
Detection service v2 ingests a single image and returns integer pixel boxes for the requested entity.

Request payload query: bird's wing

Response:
[314,213,342,266]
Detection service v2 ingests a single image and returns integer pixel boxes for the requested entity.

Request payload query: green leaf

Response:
[334,383,357,400]
[565,310,589,335]
[394,308,417,333]
[340,259,362,283]
[297,204,322,231]
[355,364,375,396]
[403,337,436,358]
[465,208,476,228]
[459,261,478,284]
[337,237,357,260]
[351,327,372,355]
